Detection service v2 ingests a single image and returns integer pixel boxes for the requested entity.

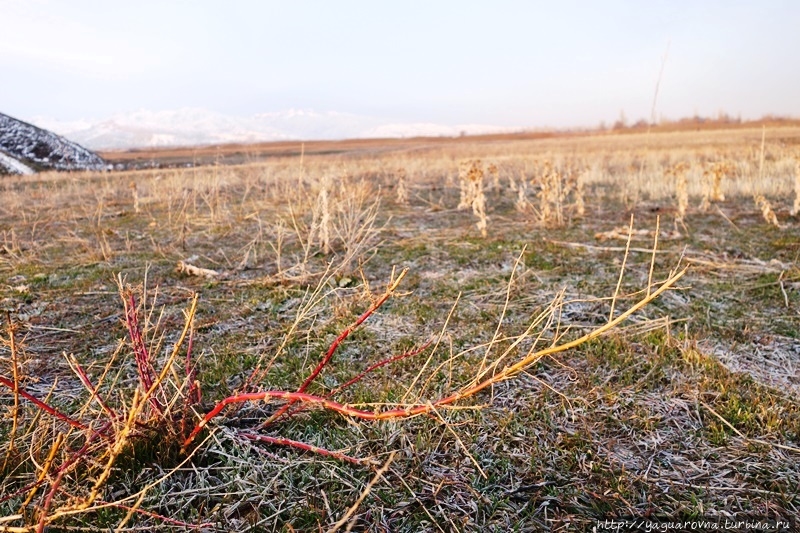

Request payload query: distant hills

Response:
[29,108,514,150]
[0,112,106,174]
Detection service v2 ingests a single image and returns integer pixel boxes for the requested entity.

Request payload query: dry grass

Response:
[2,125,800,530]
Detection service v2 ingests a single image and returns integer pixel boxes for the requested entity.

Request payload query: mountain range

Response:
[28,108,516,150]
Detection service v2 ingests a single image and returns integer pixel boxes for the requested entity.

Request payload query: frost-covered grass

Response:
[1,127,800,530]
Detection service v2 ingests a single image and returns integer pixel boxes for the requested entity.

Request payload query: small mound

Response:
[0,112,106,173]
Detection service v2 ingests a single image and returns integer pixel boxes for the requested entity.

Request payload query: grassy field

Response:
[1,126,800,531]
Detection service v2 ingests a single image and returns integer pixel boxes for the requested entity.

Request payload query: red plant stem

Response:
[35,420,113,533]
[330,340,432,397]
[239,432,362,465]
[70,357,117,420]
[124,293,163,414]
[263,289,397,427]
[180,326,200,438]
[0,375,89,432]
[183,385,480,449]
[184,326,200,404]
[298,290,394,395]
[99,501,213,529]
[185,269,687,450]
[271,340,433,425]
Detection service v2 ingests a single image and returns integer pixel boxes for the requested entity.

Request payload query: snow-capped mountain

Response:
[29,108,513,150]
[0,112,106,174]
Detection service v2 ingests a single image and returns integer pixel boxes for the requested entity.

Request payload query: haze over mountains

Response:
[28,108,515,150]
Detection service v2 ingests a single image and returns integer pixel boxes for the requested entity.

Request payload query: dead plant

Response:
[457,160,489,236]
[666,162,690,221]
[754,194,780,227]
[700,161,729,212]
[792,158,800,217]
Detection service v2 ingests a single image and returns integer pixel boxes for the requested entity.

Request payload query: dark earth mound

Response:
[0,112,106,174]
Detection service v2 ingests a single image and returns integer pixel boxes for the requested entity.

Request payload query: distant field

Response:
[2,125,799,531]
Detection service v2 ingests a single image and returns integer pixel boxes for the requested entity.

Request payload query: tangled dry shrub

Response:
[0,279,201,532]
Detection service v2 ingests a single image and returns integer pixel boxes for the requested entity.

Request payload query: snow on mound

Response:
[0,151,35,175]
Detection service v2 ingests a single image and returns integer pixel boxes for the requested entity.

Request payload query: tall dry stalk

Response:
[457,160,481,209]
[572,167,586,217]
[487,163,500,191]
[129,182,140,214]
[792,159,800,217]
[700,161,728,212]
[514,176,529,212]
[457,160,489,236]
[666,162,689,221]
[537,161,556,224]
[754,194,780,227]
[537,161,576,227]
[395,167,409,206]
[312,176,332,254]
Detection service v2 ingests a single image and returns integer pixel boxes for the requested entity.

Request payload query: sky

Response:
[1,0,799,130]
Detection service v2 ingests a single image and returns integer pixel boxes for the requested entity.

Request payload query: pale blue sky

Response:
[1,0,798,128]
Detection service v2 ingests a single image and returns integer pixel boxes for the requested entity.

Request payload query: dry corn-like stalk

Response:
[538,161,556,224]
